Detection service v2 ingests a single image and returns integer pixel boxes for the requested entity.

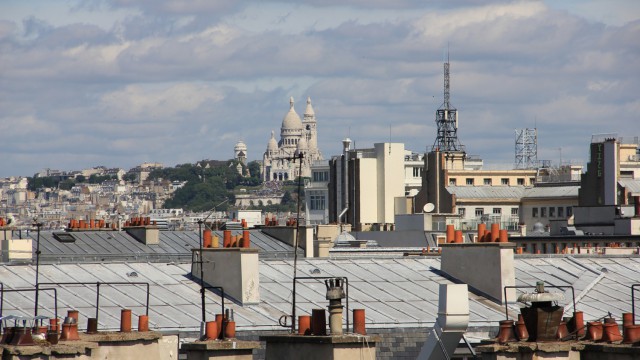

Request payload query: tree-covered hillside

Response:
[157,160,262,211]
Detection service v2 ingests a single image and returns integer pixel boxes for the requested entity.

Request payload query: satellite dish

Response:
[423,203,435,213]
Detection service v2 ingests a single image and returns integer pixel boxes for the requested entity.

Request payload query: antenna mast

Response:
[431,50,464,153]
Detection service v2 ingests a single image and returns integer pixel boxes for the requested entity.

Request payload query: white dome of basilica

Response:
[234,140,247,152]
[281,97,303,131]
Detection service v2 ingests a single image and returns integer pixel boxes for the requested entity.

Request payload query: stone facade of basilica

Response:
[262,97,323,182]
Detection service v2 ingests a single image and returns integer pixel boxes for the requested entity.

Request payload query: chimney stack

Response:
[440,243,516,304]
[191,248,260,305]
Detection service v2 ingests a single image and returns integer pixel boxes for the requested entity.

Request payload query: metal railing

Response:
[202,285,225,323]
[0,285,59,321]
[631,284,640,323]
[36,282,149,324]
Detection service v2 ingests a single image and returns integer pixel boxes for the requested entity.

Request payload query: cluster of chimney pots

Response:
[66,217,157,230]
[204,309,237,340]
[446,223,509,244]
[1,309,148,346]
[202,219,252,248]
[294,278,367,337]
[496,282,640,345]
[263,215,296,227]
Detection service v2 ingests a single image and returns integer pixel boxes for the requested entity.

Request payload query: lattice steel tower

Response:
[514,128,538,169]
[432,54,464,153]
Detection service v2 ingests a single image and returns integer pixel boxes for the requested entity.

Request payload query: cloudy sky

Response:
[1,0,639,177]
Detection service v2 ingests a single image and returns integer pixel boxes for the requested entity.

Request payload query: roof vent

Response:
[53,232,76,243]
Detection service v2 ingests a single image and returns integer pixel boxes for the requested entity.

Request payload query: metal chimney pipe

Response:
[325,278,346,335]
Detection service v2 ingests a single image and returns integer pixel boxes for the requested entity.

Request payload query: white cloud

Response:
[100,83,225,120]
[0,0,638,176]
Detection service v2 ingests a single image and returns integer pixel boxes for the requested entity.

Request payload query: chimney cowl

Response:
[325,278,346,300]
[517,281,565,303]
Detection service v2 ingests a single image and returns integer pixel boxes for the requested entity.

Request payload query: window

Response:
[501,178,509,185]
[484,178,492,185]
[558,207,564,218]
[532,207,538,217]
[475,208,484,217]
[310,193,325,210]
[458,208,466,217]
[493,208,502,215]
[313,171,328,182]
[511,208,519,216]
[412,167,423,178]
[530,178,535,185]
[566,206,573,217]
[466,178,474,185]
[541,207,547,217]
[549,207,556,217]
[449,178,457,186]
[517,178,525,185]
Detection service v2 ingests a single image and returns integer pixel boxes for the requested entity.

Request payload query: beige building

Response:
[328,142,405,230]
[415,150,538,215]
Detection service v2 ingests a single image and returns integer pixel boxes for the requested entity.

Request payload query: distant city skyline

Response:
[1,0,639,177]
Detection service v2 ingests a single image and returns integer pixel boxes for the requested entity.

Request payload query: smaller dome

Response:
[234,140,247,152]
[281,97,303,131]
[267,131,278,152]
[335,231,356,245]
[304,97,315,116]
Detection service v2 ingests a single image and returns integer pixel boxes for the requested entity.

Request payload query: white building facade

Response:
[262,97,323,182]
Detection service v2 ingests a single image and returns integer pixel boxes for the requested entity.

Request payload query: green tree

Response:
[281,191,293,205]
[123,173,137,182]
[59,179,75,190]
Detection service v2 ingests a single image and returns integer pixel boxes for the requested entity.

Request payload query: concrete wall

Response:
[125,227,160,245]
[0,333,177,360]
[614,218,640,235]
[1,237,32,262]
[375,143,405,224]
[358,157,378,225]
[395,213,432,231]
[440,243,516,304]
[264,341,376,360]
[261,226,313,257]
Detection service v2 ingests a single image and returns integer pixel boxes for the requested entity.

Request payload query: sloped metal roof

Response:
[2,256,639,335]
[619,178,640,194]
[29,230,300,263]
[521,186,580,199]
[446,186,526,199]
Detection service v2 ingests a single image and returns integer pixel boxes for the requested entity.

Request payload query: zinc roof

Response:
[29,230,300,263]
[446,186,526,199]
[619,179,640,195]
[521,186,580,199]
[2,256,639,334]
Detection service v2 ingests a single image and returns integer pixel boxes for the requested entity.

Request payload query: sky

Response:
[1,0,639,177]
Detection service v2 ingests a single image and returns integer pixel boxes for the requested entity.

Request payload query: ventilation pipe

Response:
[325,278,346,335]
[417,284,469,360]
